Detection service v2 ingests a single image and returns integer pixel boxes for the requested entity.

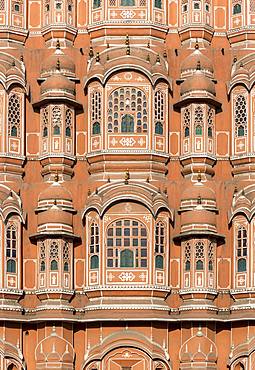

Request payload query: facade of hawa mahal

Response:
[2,0,255,369]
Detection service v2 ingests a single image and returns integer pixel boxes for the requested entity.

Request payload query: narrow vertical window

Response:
[194,106,204,136]
[50,242,59,271]
[155,221,165,269]
[154,90,165,135]
[207,106,214,138]
[184,242,191,271]
[63,242,70,272]
[65,108,72,137]
[90,222,99,269]
[234,95,247,137]
[237,226,247,272]
[195,240,204,270]
[6,224,17,273]
[40,242,46,272]
[42,107,49,138]
[183,107,191,137]
[91,90,101,135]
[52,106,61,135]
[8,93,21,138]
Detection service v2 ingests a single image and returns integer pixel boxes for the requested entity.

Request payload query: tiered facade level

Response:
[1,0,255,369]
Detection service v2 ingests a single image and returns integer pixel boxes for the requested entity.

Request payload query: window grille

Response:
[108,87,148,133]
[106,219,147,268]
[234,95,247,137]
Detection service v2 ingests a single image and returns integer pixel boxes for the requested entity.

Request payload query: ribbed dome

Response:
[182,182,216,201]
[181,71,216,96]
[39,182,72,202]
[41,47,75,77]
[41,73,75,96]
[38,204,73,227]
[181,48,213,74]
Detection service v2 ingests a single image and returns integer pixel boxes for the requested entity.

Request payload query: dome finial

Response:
[156,54,160,64]
[96,52,100,63]
[196,60,201,70]
[195,40,199,49]
[125,34,129,46]
[197,172,202,182]
[126,44,130,55]
[89,46,94,58]
[54,172,59,183]
[56,59,60,71]
[56,39,61,50]
[124,169,130,184]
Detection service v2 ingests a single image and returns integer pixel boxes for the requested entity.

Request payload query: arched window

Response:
[121,114,134,133]
[7,259,16,273]
[234,95,247,137]
[233,3,241,14]
[92,122,101,135]
[40,261,46,272]
[237,225,247,272]
[120,0,135,5]
[89,222,99,269]
[195,125,202,135]
[155,255,163,269]
[155,122,163,135]
[64,261,69,272]
[154,0,162,8]
[155,221,165,269]
[107,87,148,133]
[6,224,17,273]
[8,92,21,138]
[120,249,134,267]
[106,219,147,268]
[193,1,200,9]
[50,260,58,271]
[196,259,204,270]
[93,0,101,8]
[185,260,190,271]
[185,127,190,137]
[238,258,246,272]
[91,255,99,269]
[43,127,48,137]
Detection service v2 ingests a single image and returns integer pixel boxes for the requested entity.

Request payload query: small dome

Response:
[181,48,214,75]
[39,181,73,202]
[231,63,249,79]
[41,46,75,77]
[181,71,216,96]
[182,182,216,202]
[41,73,75,96]
[38,204,73,227]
